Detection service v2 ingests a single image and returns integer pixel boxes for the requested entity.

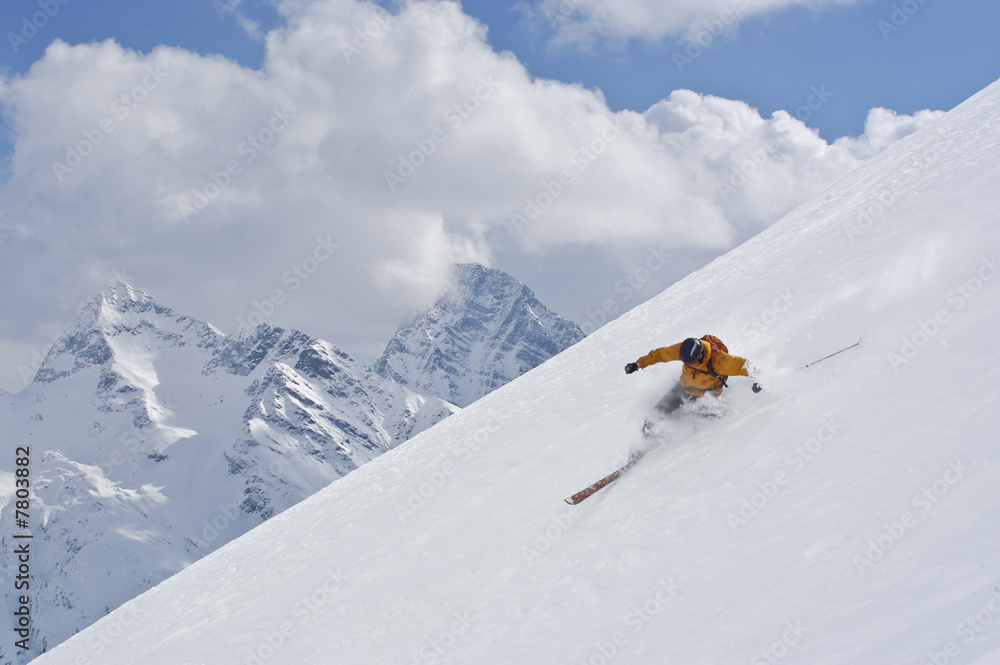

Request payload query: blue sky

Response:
[466,0,1000,140]
[3,0,999,140]
[1,0,999,392]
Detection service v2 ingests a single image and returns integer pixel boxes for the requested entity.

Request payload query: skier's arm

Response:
[635,343,683,369]
[713,351,751,377]
[715,353,764,392]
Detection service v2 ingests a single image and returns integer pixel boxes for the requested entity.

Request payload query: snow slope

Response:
[30,78,1000,665]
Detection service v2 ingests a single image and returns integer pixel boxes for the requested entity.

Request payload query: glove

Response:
[752,382,763,393]
[624,362,640,375]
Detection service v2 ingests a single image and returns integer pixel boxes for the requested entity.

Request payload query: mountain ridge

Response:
[1,261,584,663]
[0,282,458,663]
[374,263,585,407]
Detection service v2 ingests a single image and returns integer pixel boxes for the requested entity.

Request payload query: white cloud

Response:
[0,0,941,391]
[834,107,946,160]
[532,0,860,46]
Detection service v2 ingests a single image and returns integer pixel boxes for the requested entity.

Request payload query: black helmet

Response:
[679,337,704,364]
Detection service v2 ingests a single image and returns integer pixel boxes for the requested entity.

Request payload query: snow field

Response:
[31,79,1000,664]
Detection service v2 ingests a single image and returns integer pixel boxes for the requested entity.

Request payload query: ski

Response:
[564,449,648,505]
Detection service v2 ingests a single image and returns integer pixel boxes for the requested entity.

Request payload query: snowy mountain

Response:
[374,263,585,407]
[27,76,1000,665]
[0,283,456,663]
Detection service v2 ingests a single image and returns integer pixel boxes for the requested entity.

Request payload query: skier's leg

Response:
[644,384,691,438]
[654,383,691,416]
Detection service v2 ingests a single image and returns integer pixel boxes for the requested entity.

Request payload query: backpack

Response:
[700,334,728,355]
[695,334,730,387]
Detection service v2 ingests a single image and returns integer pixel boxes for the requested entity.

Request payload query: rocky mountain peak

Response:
[374,263,585,407]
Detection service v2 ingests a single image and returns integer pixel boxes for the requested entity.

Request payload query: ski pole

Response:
[801,340,861,369]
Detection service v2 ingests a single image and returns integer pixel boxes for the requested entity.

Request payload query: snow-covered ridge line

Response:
[0,260,585,664]
[374,263,585,407]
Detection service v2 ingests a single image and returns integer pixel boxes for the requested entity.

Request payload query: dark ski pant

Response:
[654,384,695,416]
[654,382,724,415]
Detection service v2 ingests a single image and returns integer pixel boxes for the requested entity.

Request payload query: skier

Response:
[624,335,761,415]
[565,336,760,504]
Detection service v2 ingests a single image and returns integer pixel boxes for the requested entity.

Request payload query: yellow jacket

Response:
[636,340,750,397]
